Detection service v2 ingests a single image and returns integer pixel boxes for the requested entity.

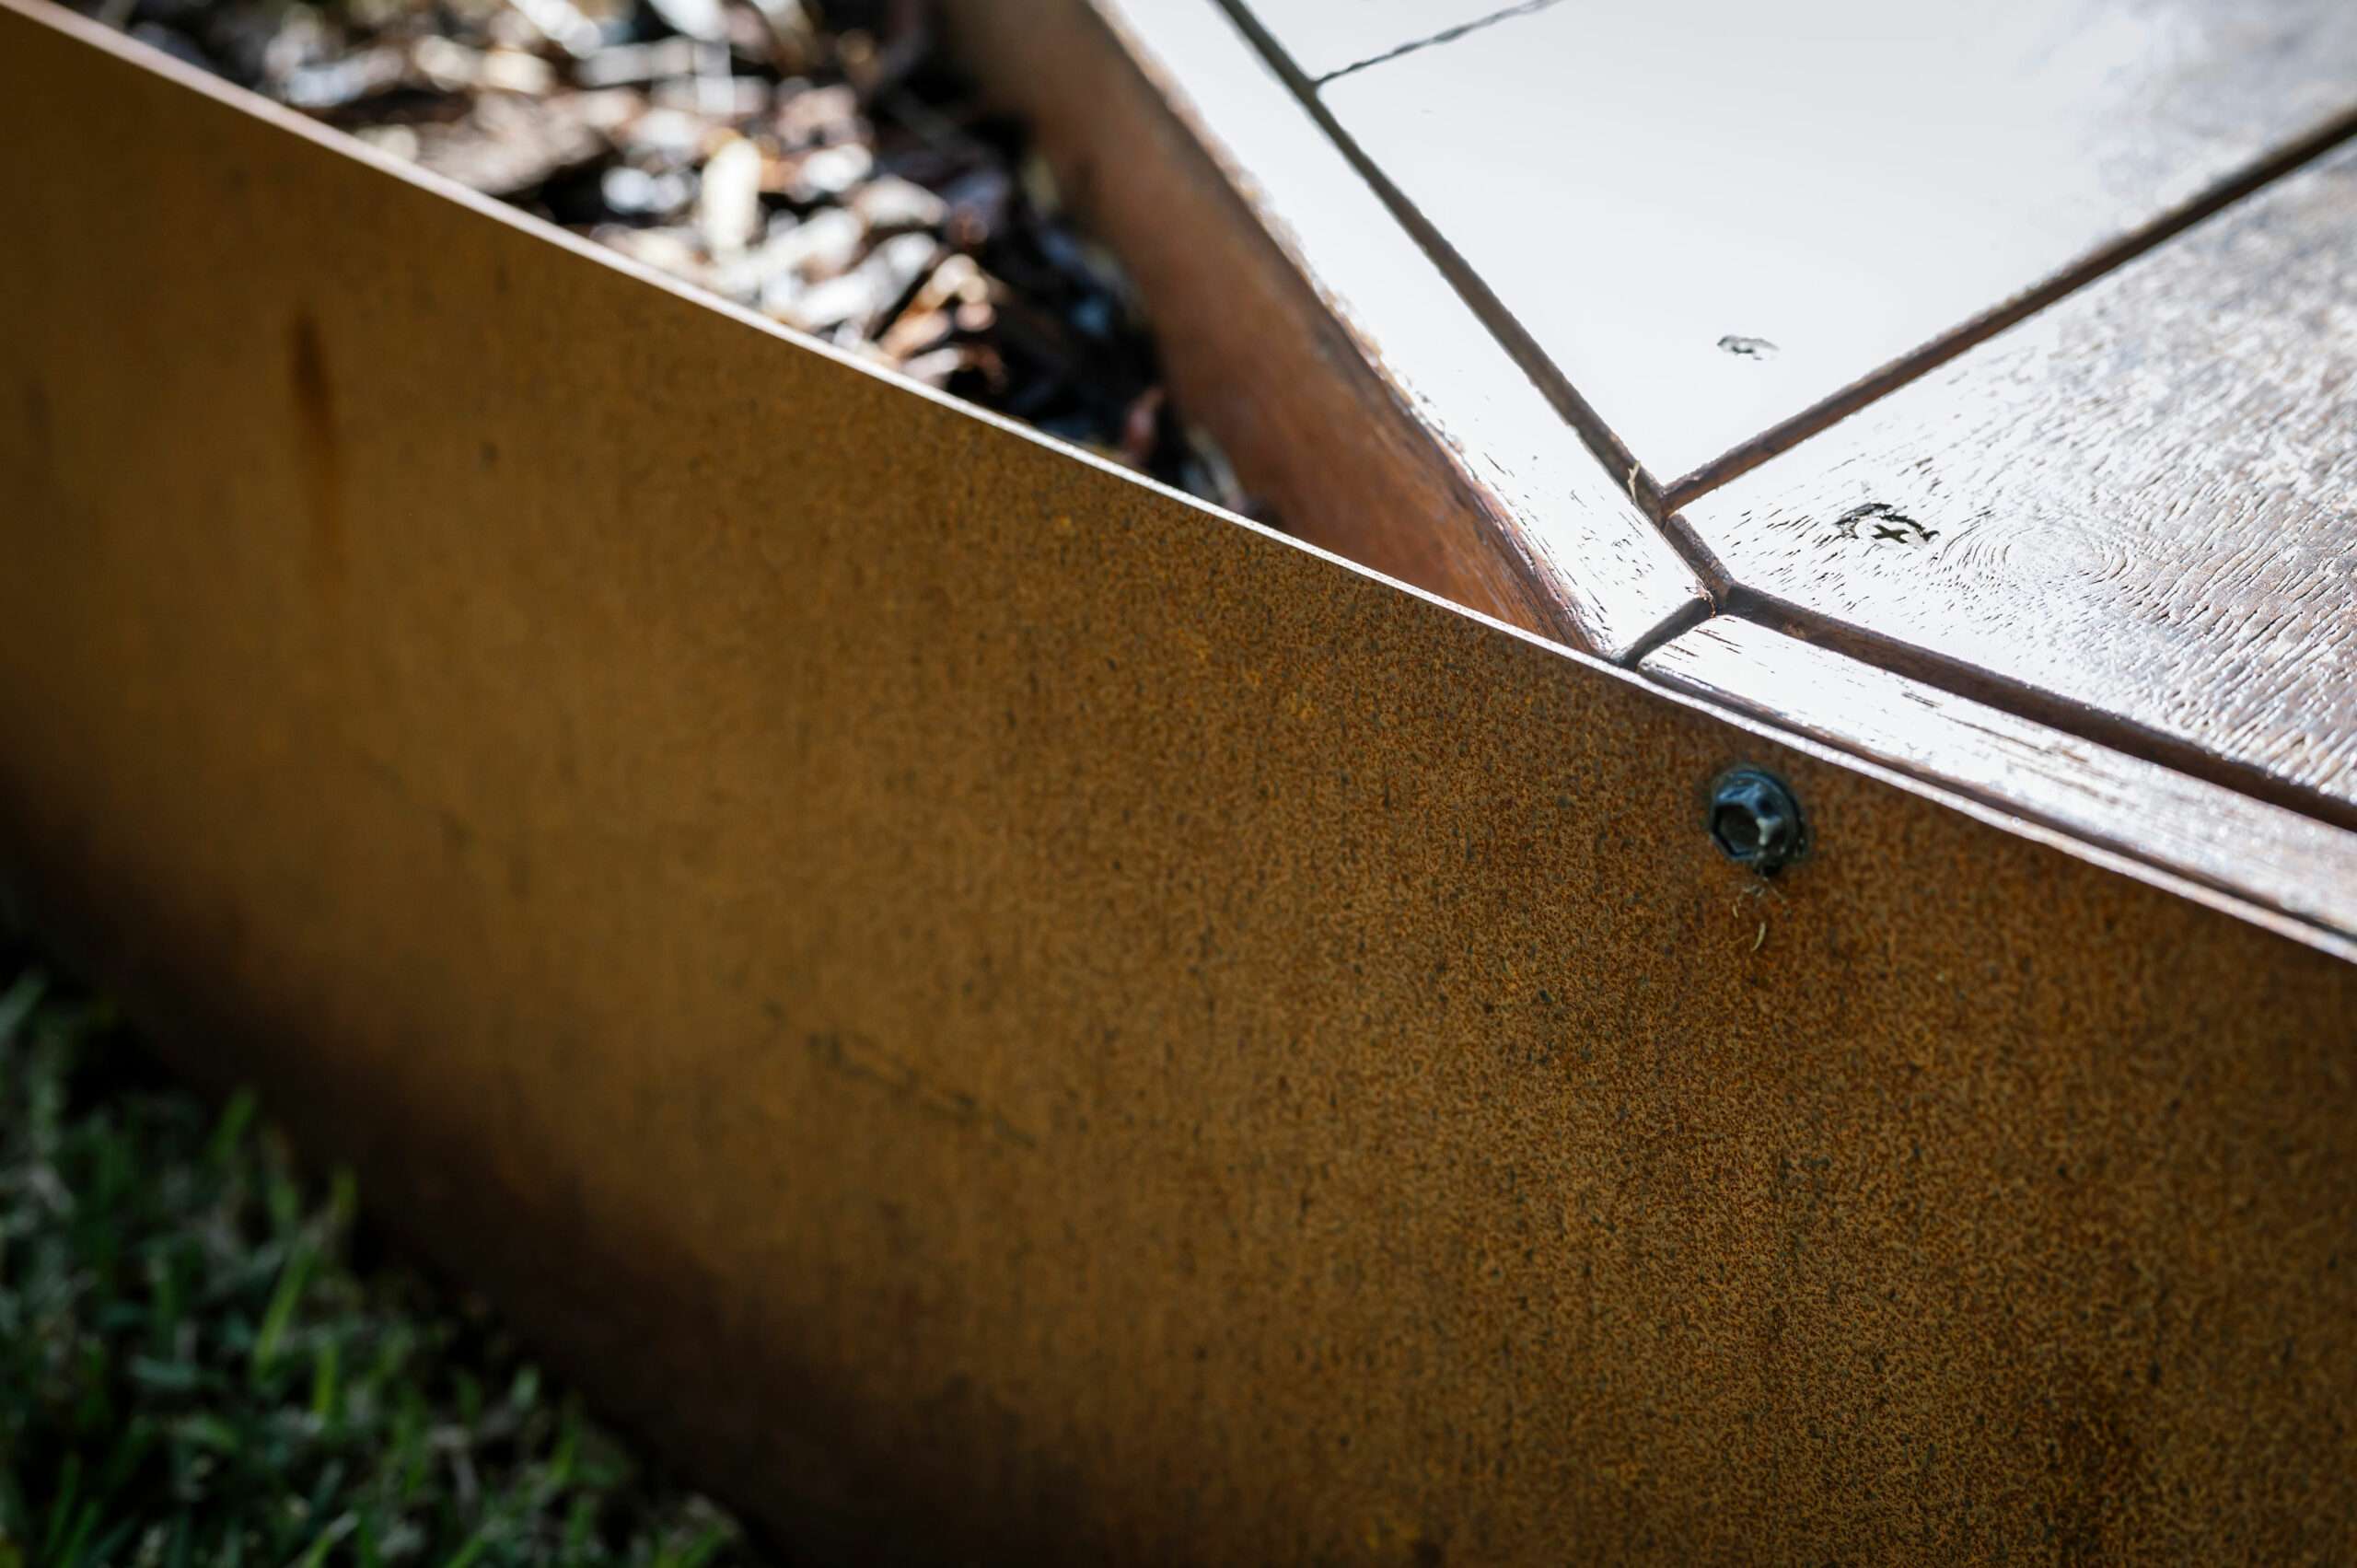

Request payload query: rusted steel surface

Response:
[6,6,2357,1562]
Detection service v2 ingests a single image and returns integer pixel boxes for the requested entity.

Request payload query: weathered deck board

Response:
[1682,143,2357,819]
[1645,619,2357,945]
[1316,0,2357,492]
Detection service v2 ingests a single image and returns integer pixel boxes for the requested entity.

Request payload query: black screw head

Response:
[1709,768,1805,875]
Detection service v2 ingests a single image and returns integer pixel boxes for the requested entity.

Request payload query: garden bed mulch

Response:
[78,0,1256,512]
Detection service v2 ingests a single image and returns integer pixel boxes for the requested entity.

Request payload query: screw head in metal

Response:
[1708,767,1805,875]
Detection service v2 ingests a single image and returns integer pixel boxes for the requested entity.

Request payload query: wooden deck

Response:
[1047,0,2357,958]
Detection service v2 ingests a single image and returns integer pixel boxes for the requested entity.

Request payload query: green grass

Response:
[0,950,771,1568]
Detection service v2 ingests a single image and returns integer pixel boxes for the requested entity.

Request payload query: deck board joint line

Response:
[1713,586,2357,841]
[1211,0,1701,616]
[1310,0,1571,86]
[1656,102,2357,509]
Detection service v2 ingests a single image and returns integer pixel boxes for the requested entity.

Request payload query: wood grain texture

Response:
[1645,619,2357,949]
[946,0,1706,659]
[1684,143,2357,820]
[1320,0,2357,492]
[1234,0,1535,80]
[9,8,2357,1563]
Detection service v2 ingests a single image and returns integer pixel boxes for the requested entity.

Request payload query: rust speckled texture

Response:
[3,5,2355,1562]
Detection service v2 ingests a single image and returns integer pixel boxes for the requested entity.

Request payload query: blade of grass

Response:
[250,1244,317,1386]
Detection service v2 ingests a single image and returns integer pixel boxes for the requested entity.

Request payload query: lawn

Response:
[0,940,772,1567]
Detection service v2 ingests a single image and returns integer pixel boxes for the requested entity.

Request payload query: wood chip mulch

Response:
[87,0,1258,510]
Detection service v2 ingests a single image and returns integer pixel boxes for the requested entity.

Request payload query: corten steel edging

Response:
[6,6,2357,1562]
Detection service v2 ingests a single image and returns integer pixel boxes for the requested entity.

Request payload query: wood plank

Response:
[1236,0,1527,80]
[1644,619,2357,949]
[1319,0,2357,493]
[941,0,1571,645]
[948,0,1705,658]
[1682,144,2357,820]
[9,6,2357,1561]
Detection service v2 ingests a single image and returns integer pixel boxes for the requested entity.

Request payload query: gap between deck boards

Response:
[1213,0,2357,842]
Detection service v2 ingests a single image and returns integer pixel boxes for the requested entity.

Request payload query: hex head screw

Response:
[1709,767,1806,875]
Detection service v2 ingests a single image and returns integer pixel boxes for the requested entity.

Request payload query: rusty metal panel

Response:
[4,6,2356,1562]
